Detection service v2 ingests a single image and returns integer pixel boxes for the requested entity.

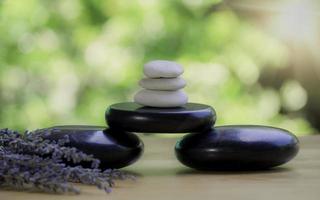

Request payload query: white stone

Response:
[144,60,184,78]
[134,89,188,107]
[139,77,186,91]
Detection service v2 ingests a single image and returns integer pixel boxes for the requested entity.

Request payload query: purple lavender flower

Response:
[0,128,134,194]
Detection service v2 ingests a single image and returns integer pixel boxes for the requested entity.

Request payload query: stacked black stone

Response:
[36,103,299,171]
[105,102,216,133]
[105,102,299,170]
[175,126,299,170]
[36,126,144,170]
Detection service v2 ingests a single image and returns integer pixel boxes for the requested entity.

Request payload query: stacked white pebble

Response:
[134,60,188,107]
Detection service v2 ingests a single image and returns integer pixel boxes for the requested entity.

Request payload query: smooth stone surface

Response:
[139,77,186,91]
[134,89,188,107]
[36,126,144,169]
[144,60,184,78]
[175,126,299,170]
[106,102,216,133]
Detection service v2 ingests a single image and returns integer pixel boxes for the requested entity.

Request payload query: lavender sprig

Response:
[0,129,134,194]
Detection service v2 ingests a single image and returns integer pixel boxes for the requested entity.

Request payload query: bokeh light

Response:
[0,0,319,135]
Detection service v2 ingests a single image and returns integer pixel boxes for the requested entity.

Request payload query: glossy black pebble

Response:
[37,126,144,169]
[106,102,216,133]
[175,126,299,170]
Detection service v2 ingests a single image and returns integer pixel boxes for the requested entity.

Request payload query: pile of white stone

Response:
[134,60,188,108]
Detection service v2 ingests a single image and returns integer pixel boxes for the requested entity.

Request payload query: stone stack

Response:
[36,59,300,171]
[134,60,188,108]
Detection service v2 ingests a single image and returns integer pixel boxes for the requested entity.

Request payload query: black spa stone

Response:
[105,102,216,133]
[175,126,299,170]
[37,126,144,169]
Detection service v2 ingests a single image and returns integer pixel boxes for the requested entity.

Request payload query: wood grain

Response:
[1,135,320,200]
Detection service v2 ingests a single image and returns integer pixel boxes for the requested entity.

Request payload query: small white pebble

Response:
[144,60,184,78]
[134,89,188,107]
[139,77,186,91]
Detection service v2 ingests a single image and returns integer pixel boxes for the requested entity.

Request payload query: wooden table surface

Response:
[1,135,320,200]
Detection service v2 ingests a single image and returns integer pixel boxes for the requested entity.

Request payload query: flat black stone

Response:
[105,102,216,133]
[37,126,144,169]
[175,126,299,170]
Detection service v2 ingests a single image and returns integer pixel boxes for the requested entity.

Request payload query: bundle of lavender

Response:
[0,129,134,194]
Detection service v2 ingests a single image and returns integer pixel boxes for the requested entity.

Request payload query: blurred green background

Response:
[0,0,319,135]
